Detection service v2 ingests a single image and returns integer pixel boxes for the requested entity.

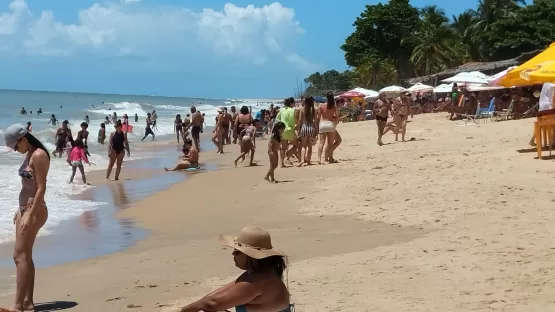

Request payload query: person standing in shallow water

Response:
[107,121,130,181]
[3,124,50,312]
[141,113,155,141]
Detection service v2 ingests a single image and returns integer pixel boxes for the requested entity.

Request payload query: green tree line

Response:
[304,0,555,95]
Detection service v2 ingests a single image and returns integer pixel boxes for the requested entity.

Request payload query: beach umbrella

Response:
[518,61,555,84]
[433,83,454,93]
[467,85,505,92]
[379,85,406,93]
[338,90,365,98]
[487,66,517,86]
[442,71,489,84]
[350,87,379,98]
[499,42,555,87]
[407,83,433,92]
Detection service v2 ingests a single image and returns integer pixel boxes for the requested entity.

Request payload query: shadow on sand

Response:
[20,301,78,312]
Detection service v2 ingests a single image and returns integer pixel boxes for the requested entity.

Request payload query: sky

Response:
[0,0,479,98]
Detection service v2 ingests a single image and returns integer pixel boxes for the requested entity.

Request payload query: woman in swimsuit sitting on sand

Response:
[2,124,50,312]
[234,122,257,167]
[164,139,199,171]
[177,226,292,312]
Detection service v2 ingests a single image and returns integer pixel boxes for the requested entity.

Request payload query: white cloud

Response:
[0,0,312,69]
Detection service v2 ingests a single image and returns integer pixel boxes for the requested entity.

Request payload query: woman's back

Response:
[319,103,337,121]
[240,271,290,312]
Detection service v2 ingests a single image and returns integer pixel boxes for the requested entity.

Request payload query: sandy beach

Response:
[1,114,555,311]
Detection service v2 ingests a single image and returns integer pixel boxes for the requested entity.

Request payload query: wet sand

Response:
[2,115,555,311]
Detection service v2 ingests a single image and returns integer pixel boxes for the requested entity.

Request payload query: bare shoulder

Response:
[30,148,50,168]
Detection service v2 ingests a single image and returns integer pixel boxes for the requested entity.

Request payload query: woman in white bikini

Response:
[3,124,50,312]
[316,92,338,164]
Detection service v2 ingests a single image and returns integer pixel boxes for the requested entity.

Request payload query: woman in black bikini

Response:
[175,114,184,143]
[3,124,50,312]
[77,122,91,157]
[234,106,253,143]
[106,121,130,181]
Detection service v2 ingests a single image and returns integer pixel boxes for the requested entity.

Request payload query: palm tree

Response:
[452,10,481,60]
[403,6,460,76]
[469,0,526,32]
[351,56,398,90]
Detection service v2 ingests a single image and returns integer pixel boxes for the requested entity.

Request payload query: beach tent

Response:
[407,83,433,93]
[433,84,454,93]
[499,42,555,87]
[442,71,489,84]
[313,96,326,103]
[488,66,517,86]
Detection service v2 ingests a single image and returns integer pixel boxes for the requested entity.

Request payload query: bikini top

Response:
[19,158,34,180]
[235,304,293,312]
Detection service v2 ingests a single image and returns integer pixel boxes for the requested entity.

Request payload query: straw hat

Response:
[219,226,286,259]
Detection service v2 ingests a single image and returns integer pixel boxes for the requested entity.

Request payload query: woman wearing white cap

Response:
[177,226,292,312]
[3,124,50,312]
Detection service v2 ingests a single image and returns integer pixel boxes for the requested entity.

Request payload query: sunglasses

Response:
[13,137,24,151]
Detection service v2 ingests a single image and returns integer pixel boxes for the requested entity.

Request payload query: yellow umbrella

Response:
[499,42,555,87]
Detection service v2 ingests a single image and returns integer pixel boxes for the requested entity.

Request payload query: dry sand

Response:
[1,114,555,311]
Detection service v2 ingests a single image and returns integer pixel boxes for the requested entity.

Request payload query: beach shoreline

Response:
[1,115,555,311]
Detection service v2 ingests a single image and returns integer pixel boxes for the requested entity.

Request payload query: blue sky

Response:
[0,0,479,98]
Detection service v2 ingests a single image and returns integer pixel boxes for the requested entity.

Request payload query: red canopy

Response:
[339,91,365,98]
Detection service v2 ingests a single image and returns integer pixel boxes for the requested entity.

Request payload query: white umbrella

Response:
[350,87,379,98]
[407,83,433,92]
[487,66,517,86]
[379,85,406,93]
[433,83,454,93]
[442,71,489,84]
[467,85,505,92]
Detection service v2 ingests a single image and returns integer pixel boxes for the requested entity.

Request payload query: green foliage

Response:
[303,70,352,96]
[305,0,555,91]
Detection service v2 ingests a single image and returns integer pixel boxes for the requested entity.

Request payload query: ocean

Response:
[0,89,277,244]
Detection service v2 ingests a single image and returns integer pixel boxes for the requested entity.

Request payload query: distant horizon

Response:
[0,87,285,101]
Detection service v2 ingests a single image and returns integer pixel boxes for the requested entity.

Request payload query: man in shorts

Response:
[190,106,203,151]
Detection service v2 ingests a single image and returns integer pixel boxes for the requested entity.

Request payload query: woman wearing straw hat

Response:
[178,226,293,312]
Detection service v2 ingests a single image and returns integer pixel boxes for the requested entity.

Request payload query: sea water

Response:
[0,89,277,244]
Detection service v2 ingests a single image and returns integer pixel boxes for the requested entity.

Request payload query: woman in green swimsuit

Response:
[177,226,292,312]
[276,97,300,167]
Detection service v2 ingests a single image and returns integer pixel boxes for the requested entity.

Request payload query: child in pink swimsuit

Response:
[69,138,90,184]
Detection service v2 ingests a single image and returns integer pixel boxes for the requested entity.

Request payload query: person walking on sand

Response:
[276,97,300,167]
[222,107,232,145]
[373,92,392,146]
[141,113,155,141]
[265,122,285,183]
[316,93,338,164]
[212,108,225,154]
[234,122,257,167]
[69,138,91,184]
[3,124,50,312]
[230,106,238,143]
[106,121,130,181]
[297,96,317,166]
[190,106,203,151]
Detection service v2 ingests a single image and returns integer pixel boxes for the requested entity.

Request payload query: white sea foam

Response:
[0,151,107,244]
